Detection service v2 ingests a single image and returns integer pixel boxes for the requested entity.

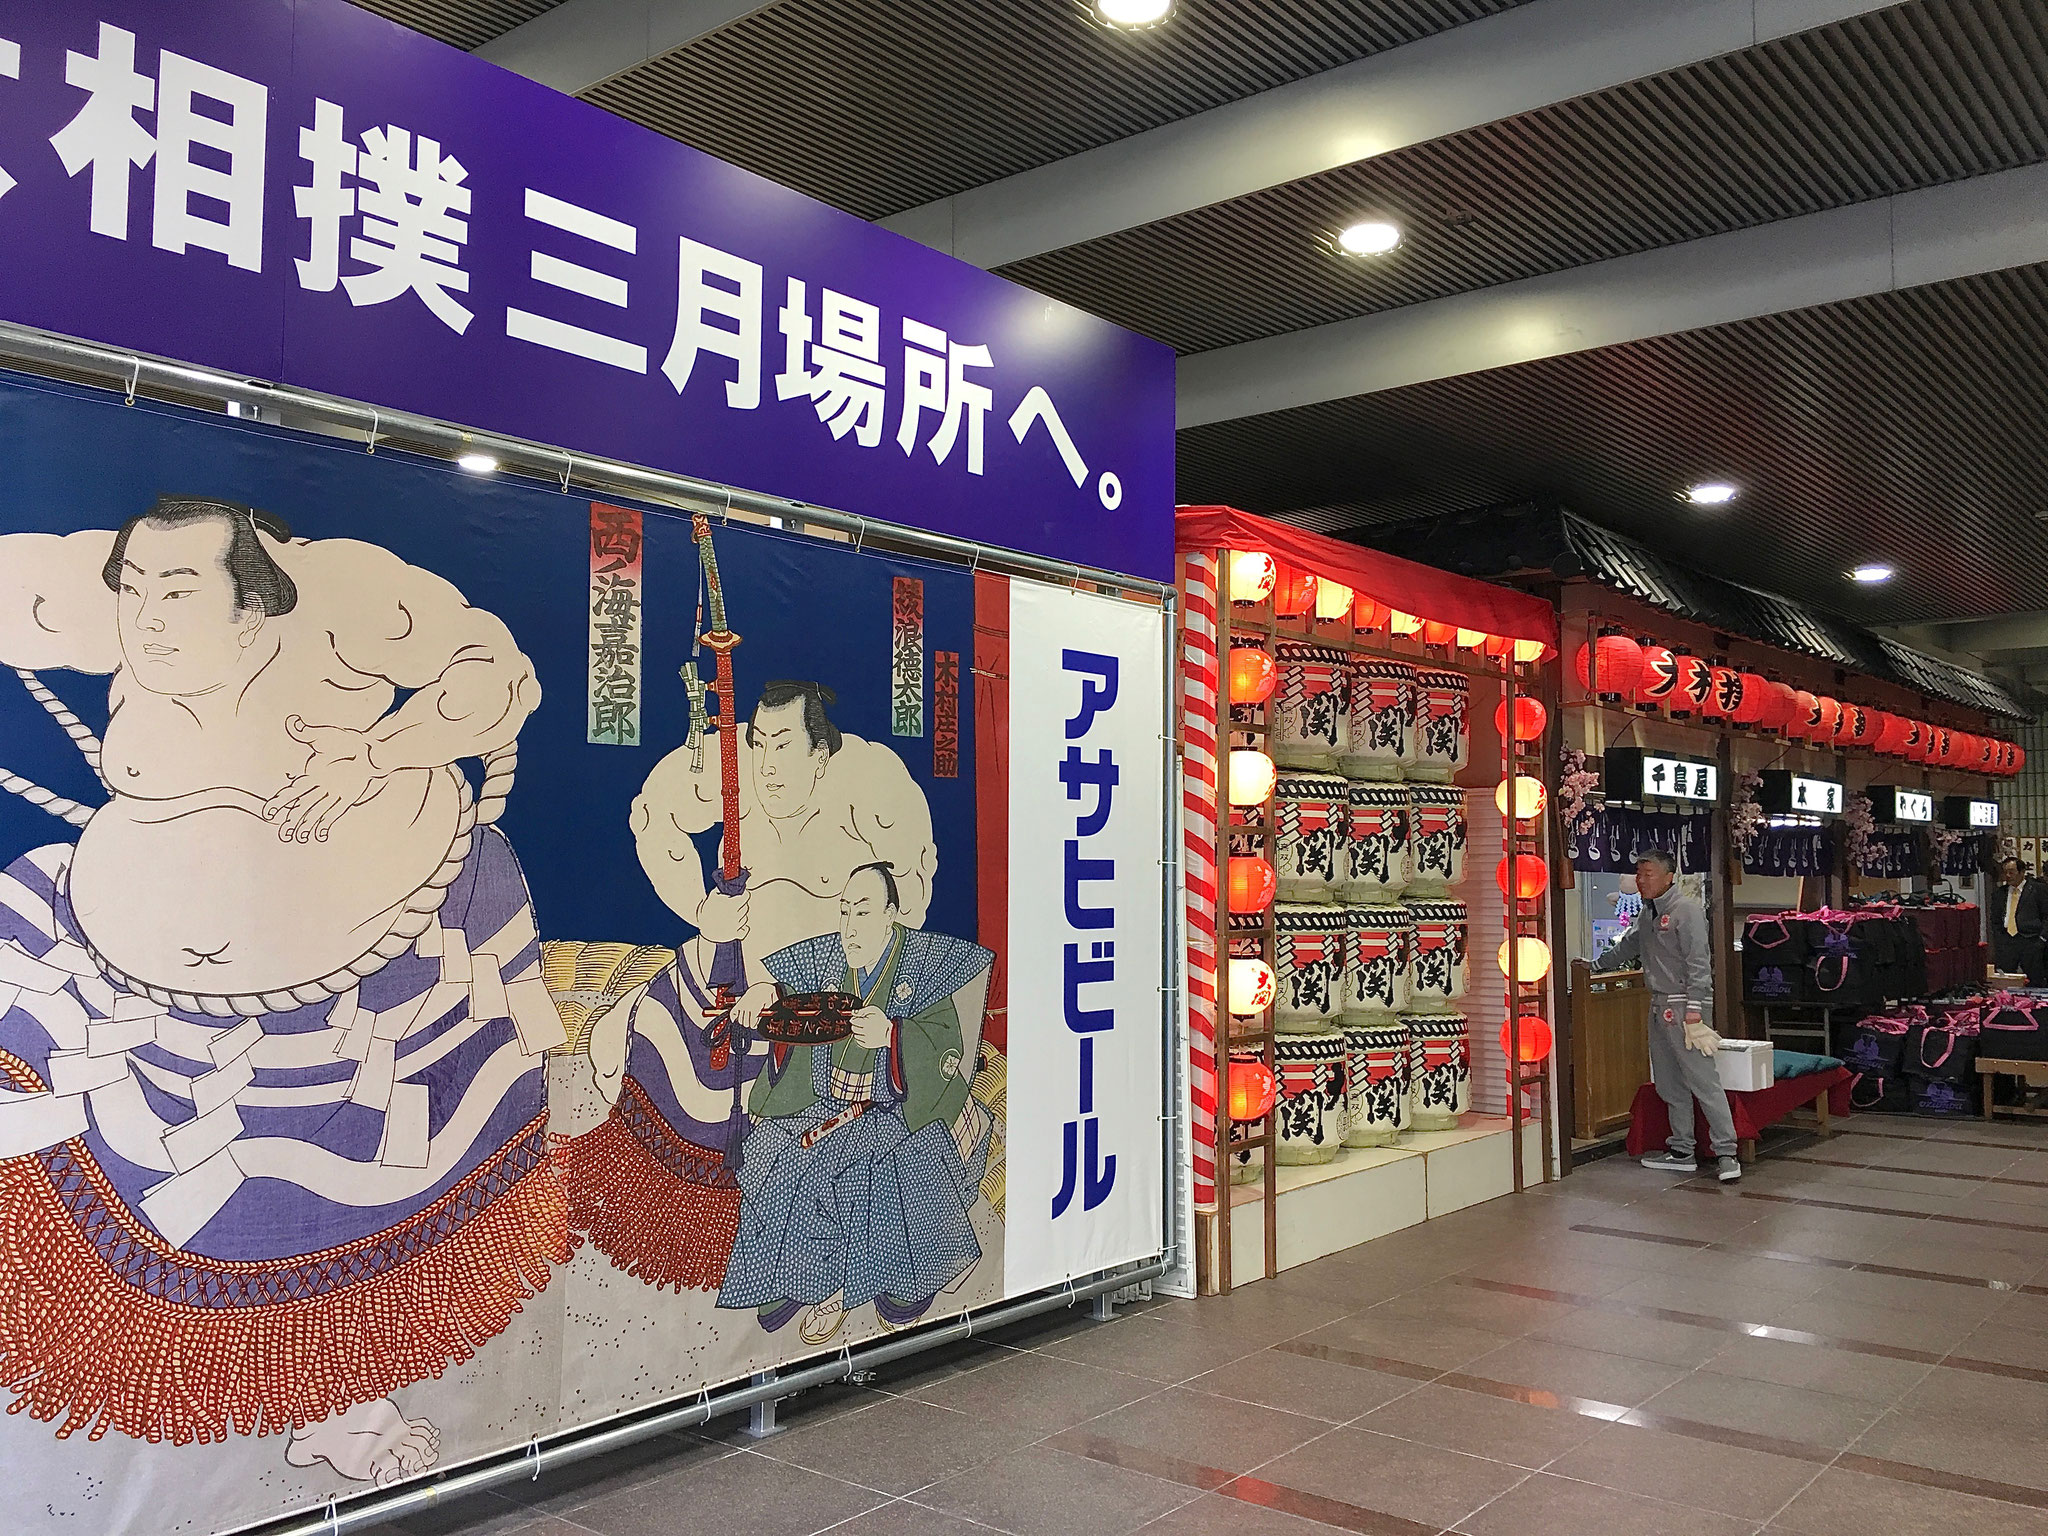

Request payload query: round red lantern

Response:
[1499,1016,1554,1064]
[1931,726,1954,764]
[1792,691,1820,742]
[1227,1057,1278,1122]
[1672,655,1712,717]
[1999,740,2020,775]
[1758,680,1797,733]
[1574,635,1644,699]
[1352,593,1388,632]
[1420,619,1457,647]
[1227,645,1277,706]
[1633,646,1677,709]
[1975,735,1998,771]
[1840,704,1870,745]
[1903,719,1928,762]
[1228,856,1276,914]
[1701,665,1737,722]
[1814,696,1842,741]
[1732,673,1769,726]
[1483,633,1516,659]
[1494,696,1548,742]
[1273,563,1318,618]
[1865,711,1897,755]
[1496,854,1549,899]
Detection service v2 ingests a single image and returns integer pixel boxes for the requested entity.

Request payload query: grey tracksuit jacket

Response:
[1597,890,1713,1024]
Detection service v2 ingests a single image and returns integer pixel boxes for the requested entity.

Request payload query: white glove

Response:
[1683,1016,1721,1057]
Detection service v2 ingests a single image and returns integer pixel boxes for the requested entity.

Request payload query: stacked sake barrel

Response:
[1266,647,1475,1156]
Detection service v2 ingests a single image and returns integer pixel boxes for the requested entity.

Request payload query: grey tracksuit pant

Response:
[1648,993,1738,1159]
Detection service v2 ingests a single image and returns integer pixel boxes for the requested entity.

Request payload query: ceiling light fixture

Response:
[1848,563,1894,584]
[1685,482,1737,505]
[457,452,499,474]
[1337,220,1403,256]
[1096,0,1173,25]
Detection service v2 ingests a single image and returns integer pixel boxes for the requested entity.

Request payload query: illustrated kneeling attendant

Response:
[717,862,993,1346]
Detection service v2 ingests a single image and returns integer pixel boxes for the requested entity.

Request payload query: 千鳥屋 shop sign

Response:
[0,0,1175,580]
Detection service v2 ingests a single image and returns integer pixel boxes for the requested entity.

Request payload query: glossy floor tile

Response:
[337,1115,2048,1536]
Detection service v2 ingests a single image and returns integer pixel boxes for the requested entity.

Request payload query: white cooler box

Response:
[1716,1039,1775,1092]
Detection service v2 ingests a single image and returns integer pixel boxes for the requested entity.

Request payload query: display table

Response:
[1625,1067,1852,1163]
[1978,1058,2048,1121]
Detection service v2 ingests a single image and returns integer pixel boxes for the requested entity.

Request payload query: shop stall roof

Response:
[1177,503,1556,652]
[1357,502,2027,720]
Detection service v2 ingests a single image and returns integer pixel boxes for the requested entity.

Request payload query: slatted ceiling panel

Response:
[1177,264,2048,628]
[582,0,1527,220]
[1004,0,2048,353]
[346,0,561,50]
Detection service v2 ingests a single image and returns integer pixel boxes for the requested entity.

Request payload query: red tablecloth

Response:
[1625,1066,1853,1157]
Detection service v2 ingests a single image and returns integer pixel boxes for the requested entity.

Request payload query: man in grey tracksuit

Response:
[1596,850,1741,1182]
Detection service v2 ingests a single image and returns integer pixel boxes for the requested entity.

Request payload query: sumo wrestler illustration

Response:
[0,497,564,1485]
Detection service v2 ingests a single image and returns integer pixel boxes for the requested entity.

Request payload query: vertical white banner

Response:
[1005,583,1167,1296]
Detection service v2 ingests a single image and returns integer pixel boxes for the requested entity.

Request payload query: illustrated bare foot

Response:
[285,1398,441,1486]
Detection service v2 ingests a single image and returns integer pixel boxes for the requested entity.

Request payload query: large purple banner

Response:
[0,0,1175,580]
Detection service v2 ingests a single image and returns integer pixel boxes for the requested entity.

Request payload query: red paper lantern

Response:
[1932,726,1954,764]
[1494,696,1548,742]
[1227,645,1276,706]
[1701,666,1738,722]
[1792,691,1820,742]
[1227,1057,1278,1122]
[1880,712,1913,756]
[1228,856,1276,914]
[1758,680,1797,733]
[1902,719,1927,762]
[1975,735,1997,770]
[1273,563,1318,618]
[1574,635,1644,698]
[1633,646,1677,709]
[1499,1016,1554,1064]
[1672,655,1712,717]
[1732,672,1769,726]
[1841,704,1870,745]
[1814,696,1843,741]
[1496,854,1549,899]
[1352,593,1388,632]
[1999,740,2020,775]
[1483,633,1516,659]
[1420,619,1458,647]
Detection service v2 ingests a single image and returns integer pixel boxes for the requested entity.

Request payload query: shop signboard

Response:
[1945,796,2000,830]
[1603,747,1719,805]
[1759,769,1844,817]
[0,374,1168,1535]
[1869,785,1933,824]
[0,0,1175,581]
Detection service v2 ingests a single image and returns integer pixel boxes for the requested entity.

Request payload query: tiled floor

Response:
[357,1115,2048,1536]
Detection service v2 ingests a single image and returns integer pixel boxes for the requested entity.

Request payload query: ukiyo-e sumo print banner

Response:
[0,0,1175,581]
[0,373,1167,1536]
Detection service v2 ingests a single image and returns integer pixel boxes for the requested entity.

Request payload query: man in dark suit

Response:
[1993,857,2047,983]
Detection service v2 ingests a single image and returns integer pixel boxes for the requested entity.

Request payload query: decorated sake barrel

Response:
[1411,668,1470,782]
[1406,899,1470,1009]
[1344,1020,1413,1147]
[1275,1029,1349,1164]
[1275,902,1349,1033]
[1407,784,1468,896]
[1344,781,1410,903]
[1272,643,1351,771]
[1275,771,1349,903]
[1343,904,1411,1019]
[1404,1012,1471,1130]
[1340,657,1415,779]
